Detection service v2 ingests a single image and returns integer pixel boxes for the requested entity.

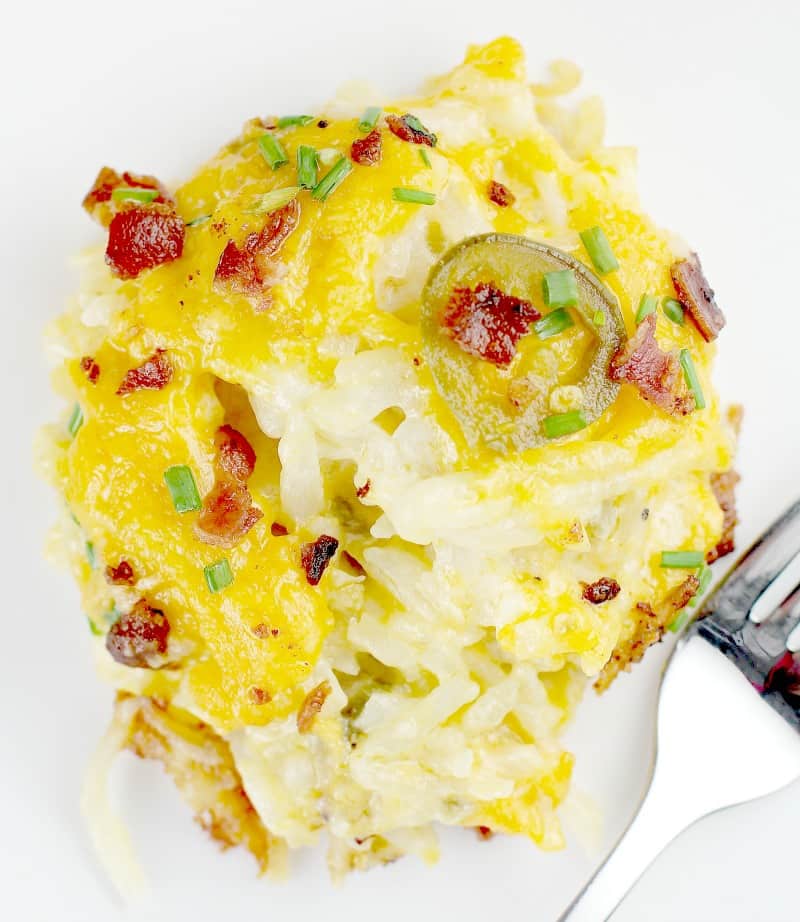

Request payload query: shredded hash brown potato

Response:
[42,38,739,879]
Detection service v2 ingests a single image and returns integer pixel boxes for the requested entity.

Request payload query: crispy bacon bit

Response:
[105,204,185,279]
[215,425,257,482]
[297,680,332,733]
[213,200,299,309]
[350,129,382,165]
[609,314,694,415]
[487,181,515,207]
[301,535,339,586]
[105,559,135,586]
[386,113,437,147]
[195,480,263,548]
[116,349,173,396]
[82,167,169,227]
[270,522,289,537]
[476,826,493,841]
[442,282,541,367]
[248,686,271,705]
[671,253,726,342]
[356,479,371,499]
[342,551,365,575]
[106,599,170,668]
[706,469,740,563]
[80,356,100,383]
[595,575,700,691]
[582,577,621,605]
[196,425,263,548]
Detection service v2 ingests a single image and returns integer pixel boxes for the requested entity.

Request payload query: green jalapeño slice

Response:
[420,234,625,452]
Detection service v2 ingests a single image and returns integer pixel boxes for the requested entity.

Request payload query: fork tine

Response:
[699,497,800,629]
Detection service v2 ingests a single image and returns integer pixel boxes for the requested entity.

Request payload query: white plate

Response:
[3,1,799,920]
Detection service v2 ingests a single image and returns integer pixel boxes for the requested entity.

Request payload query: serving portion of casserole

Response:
[41,37,737,881]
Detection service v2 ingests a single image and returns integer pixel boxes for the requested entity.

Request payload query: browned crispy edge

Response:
[595,406,742,692]
[115,692,274,871]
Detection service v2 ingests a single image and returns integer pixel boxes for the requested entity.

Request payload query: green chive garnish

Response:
[663,297,685,325]
[679,349,706,410]
[543,269,578,308]
[204,558,234,593]
[312,156,352,201]
[392,187,436,205]
[111,187,159,205]
[579,226,619,275]
[163,465,201,513]
[246,186,300,214]
[85,541,97,569]
[543,410,588,439]
[186,214,212,227]
[277,115,314,128]
[297,146,318,189]
[67,403,83,437]
[635,294,658,324]
[419,148,432,168]
[358,106,382,133]
[534,308,574,340]
[660,550,705,569]
[258,133,289,170]
[593,309,606,327]
[87,617,103,636]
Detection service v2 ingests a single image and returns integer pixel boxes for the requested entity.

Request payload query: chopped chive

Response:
[663,297,685,325]
[163,465,201,513]
[392,187,436,205]
[67,403,83,437]
[592,309,606,327]
[679,349,706,410]
[534,308,575,340]
[542,269,578,308]
[358,106,382,133]
[579,226,619,275]
[543,410,588,439]
[246,186,300,214]
[186,213,212,227]
[312,156,352,201]
[87,617,103,636]
[419,148,432,168]
[688,563,713,607]
[258,133,289,170]
[660,550,705,569]
[204,558,234,593]
[297,146,318,189]
[277,115,314,128]
[85,541,97,569]
[111,186,159,205]
[635,294,658,324]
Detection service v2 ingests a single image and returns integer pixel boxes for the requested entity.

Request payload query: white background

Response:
[2,1,799,920]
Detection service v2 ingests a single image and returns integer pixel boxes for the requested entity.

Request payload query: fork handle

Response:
[557,769,692,921]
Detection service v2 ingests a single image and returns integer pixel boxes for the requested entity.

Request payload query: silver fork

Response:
[559,499,800,921]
